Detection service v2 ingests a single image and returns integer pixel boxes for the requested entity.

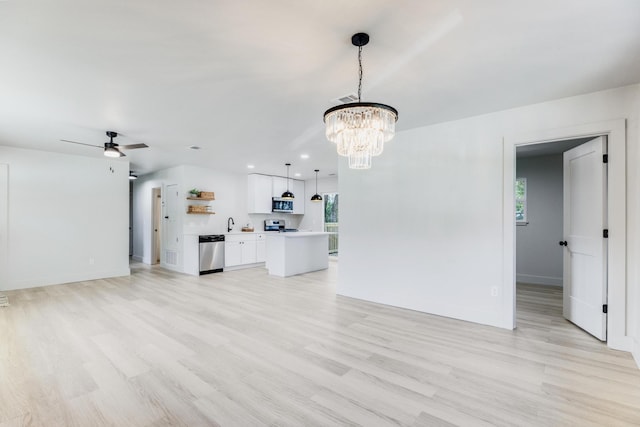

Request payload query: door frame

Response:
[151,187,162,265]
[503,119,629,351]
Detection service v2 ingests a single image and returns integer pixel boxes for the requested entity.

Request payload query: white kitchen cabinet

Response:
[272,176,288,198]
[248,174,304,214]
[247,174,272,214]
[224,240,242,267]
[292,179,305,214]
[256,233,266,262]
[242,239,257,264]
[225,234,258,267]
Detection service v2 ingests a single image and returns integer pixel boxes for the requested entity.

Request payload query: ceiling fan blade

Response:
[60,139,102,148]
[119,143,149,150]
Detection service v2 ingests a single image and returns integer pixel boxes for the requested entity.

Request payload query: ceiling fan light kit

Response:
[323,32,398,170]
[103,131,123,157]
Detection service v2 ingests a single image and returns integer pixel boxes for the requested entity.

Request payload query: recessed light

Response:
[300,154,309,159]
[247,164,255,169]
[294,173,301,177]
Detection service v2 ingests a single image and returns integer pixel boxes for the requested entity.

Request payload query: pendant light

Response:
[323,33,398,169]
[281,163,294,199]
[311,169,322,202]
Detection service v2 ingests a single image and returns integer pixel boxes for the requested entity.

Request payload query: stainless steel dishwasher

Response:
[199,235,225,275]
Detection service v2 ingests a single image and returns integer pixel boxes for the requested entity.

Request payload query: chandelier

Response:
[324,33,398,169]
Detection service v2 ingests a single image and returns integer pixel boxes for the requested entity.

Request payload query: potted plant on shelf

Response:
[189,188,200,198]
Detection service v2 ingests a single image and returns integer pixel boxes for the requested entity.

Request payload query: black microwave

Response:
[272,197,293,213]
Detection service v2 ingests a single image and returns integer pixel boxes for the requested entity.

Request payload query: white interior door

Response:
[562,136,607,341]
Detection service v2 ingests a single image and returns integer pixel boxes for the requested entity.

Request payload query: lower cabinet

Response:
[256,233,266,262]
[225,234,265,268]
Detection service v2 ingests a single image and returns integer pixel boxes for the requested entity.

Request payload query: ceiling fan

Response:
[61,131,148,158]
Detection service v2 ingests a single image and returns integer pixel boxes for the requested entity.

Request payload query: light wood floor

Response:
[1,264,640,426]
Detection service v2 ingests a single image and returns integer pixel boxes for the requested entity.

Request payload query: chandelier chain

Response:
[357,45,363,102]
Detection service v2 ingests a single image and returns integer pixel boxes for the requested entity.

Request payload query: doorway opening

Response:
[504,119,628,351]
[151,187,162,265]
[515,137,601,339]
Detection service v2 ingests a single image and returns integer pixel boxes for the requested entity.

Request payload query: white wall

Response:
[298,176,339,232]
[0,146,130,290]
[516,154,563,286]
[339,84,640,341]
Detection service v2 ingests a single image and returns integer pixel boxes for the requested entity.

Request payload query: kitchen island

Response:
[266,232,332,277]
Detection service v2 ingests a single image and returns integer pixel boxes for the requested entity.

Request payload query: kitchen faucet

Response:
[227,217,235,232]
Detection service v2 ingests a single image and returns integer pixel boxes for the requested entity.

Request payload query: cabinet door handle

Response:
[559,240,568,246]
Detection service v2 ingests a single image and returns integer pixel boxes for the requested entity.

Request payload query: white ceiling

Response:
[1,0,639,180]
[516,137,595,158]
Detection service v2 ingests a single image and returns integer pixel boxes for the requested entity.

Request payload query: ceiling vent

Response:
[334,93,359,104]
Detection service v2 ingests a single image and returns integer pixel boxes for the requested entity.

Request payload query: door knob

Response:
[559,241,568,246]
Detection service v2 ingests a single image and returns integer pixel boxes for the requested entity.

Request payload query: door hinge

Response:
[603,304,608,314]
[603,229,609,238]
[603,154,608,163]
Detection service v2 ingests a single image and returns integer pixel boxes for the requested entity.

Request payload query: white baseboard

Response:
[516,273,562,287]
[223,262,266,272]
[5,267,131,291]
[633,338,640,370]
[131,255,143,262]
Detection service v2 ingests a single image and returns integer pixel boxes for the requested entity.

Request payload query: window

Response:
[324,193,339,255]
[515,177,527,224]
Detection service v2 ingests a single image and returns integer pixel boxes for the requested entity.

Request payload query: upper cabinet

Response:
[292,180,305,214]
[271,176,288,198]
[247,174,272,214]
[247,174,305,214]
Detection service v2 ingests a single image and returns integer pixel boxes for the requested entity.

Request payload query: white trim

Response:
[516,274,562,287]
[633,338,640,369]
[504,119,630,352]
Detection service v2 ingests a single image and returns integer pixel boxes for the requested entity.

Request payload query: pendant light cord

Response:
[357,45,363,102]
[286,164,290,191]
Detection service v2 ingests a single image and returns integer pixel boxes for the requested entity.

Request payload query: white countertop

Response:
[266,232,333,238]
[185,231,264,236]
[226,231,263,235]
[186,231,330,236]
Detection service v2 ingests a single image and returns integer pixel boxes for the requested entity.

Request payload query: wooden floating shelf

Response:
[187,197,215,201]
[187,211,216,215]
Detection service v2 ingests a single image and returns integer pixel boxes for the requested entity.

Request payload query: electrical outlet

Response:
[491,286,498,296]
